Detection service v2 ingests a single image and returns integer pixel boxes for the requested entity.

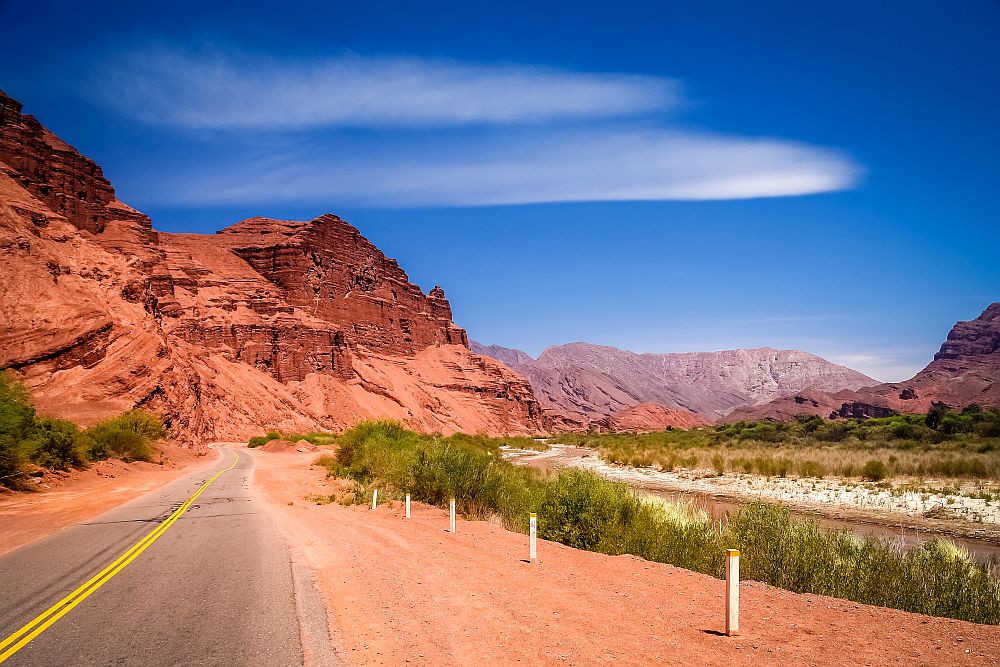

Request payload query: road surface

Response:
[0,447,331,666]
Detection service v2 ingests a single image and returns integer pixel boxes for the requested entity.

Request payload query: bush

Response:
[30,417,87,470]
[0,371,168,484]
[250,430,339,448]
[247,432,279,448]
[861,459,888,482]
[86,411,165,462]
[0,372,35,489]
[815,422,850,442]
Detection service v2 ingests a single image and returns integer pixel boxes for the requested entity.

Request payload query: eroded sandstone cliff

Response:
[0,90,543,442]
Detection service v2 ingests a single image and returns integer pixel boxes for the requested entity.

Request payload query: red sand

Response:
[0,443,214,557]
[258,439,318,453]
[250,449,1000,666]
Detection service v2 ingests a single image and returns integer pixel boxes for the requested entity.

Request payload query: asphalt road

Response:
[0,447,326,666]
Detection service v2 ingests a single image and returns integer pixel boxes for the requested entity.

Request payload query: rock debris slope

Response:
[0,90,543,441]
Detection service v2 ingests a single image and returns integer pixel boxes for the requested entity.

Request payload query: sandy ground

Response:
[250,449,1000,667]
[0,443,214,557]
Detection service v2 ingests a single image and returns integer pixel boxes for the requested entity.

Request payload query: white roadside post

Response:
[450,498,457,534]
[529,512,538,561]
[405,493,411,519]
[372,489,378,511]
[725,549,740,636]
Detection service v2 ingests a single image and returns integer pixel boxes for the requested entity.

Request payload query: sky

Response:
[1,0,998,382]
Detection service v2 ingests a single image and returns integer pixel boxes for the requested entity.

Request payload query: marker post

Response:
[725,549,740,636]
[529,512,537,561]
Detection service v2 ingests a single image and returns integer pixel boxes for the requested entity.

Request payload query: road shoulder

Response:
[0,442,216,557]
[248,448,999,667]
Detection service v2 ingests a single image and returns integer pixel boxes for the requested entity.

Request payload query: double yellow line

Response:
[0,450,240,663]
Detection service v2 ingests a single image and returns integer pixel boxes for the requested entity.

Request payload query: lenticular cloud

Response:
[89,46,681,129]
[88,45,861,205]
[139,126,861,207]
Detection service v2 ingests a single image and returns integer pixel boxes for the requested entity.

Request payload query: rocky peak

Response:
[727,302,1000,421]
[206,213,468,357]
[933,302,1000,361]
[0,88,146,235]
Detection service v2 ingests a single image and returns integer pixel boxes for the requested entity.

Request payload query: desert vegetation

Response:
[247,428,544,452]
[316,420,1000,624]
[555,407,1000,482]
[0,372,167,489]
[248,431,338,448]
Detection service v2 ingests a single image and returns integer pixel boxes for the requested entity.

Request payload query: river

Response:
[503,445,1000,564]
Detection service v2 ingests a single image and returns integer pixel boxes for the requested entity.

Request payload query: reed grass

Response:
[556,410,1000,482]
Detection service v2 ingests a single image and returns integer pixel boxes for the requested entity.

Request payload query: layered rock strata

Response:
[0,89,543,441]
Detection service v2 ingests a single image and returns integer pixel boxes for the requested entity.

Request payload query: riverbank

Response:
[504,444,1000,552]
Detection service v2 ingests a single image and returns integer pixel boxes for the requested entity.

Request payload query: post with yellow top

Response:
[529,512,538,561]
[450,498,457,534]
[371,489,378,511]
[405,493,411,519]
[725,549,740,636]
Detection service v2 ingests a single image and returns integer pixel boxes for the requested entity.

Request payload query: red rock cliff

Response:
[0,89,542,441]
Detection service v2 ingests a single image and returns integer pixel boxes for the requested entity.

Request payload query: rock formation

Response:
[601,403,711,431]
[727,302,1000,421]
[0,89,543,442]
[472,341,876,424]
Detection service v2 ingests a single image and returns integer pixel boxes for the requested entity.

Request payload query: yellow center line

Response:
[0,449,240,664]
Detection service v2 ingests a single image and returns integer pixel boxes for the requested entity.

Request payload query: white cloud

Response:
[89,45,861,206]
[138,126,860,206]
[88,46,680,129]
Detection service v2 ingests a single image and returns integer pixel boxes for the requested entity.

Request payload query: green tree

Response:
[925,402,949,430]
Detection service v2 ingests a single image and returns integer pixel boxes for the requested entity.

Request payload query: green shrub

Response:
[0,372,168,483]
[815,422,850,442]
[250,430,338,448]
[29,417,87,470]
[86,410,165,462]
[862,459,888,481]
[0,372,35,489]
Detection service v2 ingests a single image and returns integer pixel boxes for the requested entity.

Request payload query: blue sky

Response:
[1,1,998,381]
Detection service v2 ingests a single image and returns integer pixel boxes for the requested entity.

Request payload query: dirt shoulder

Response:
[0,443,214,557]
[250,448,999,667]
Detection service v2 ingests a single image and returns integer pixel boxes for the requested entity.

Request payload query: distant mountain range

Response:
[471,341,876,425]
